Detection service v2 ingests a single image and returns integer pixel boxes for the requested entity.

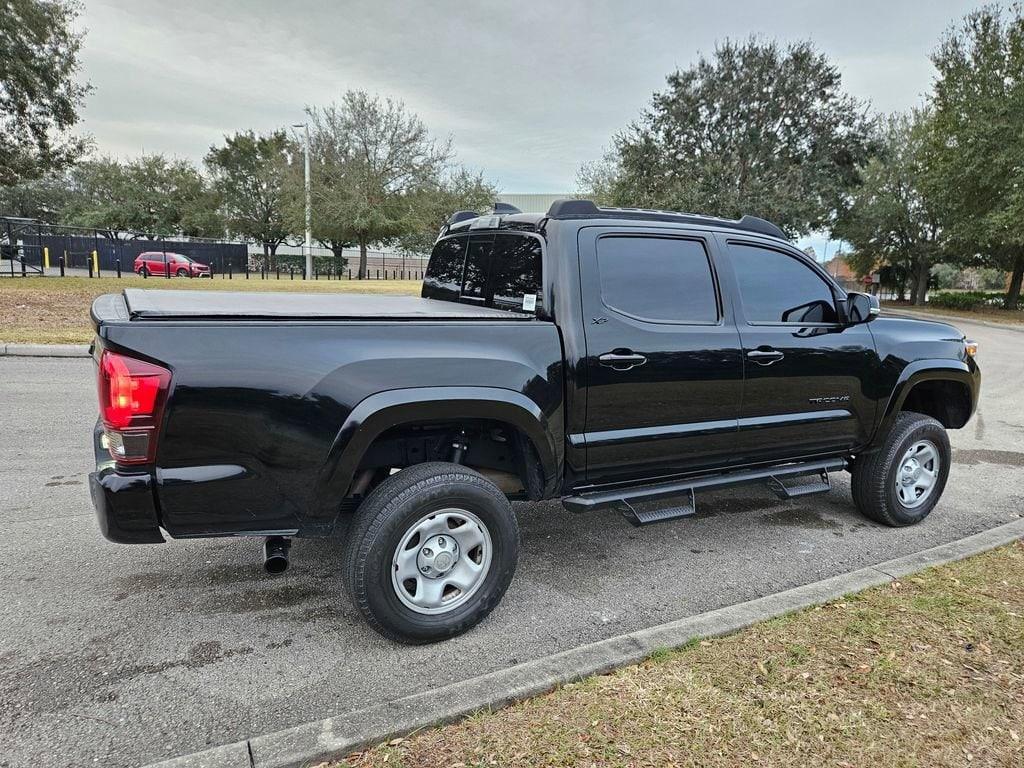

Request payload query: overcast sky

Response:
[76,0,978,196]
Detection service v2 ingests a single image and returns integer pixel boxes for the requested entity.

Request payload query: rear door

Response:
[717,237,879,463]
[578,227,744,485]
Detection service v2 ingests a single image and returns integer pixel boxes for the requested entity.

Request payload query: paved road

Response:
[2,317,1022,768]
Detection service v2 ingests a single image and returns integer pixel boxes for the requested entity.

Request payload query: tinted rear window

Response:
[461,236,494,302]
[490,234,543,310]
[423,233,542,312]
[422,236,467,301]
[596,236,718,323]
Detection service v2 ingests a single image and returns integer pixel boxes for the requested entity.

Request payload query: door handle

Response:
[599,351,647,371]
[747,348,785,365]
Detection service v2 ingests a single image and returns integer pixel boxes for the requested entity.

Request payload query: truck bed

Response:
[92,289,537,325]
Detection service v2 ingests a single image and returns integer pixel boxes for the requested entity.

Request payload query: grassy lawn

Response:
[883,301,1024,327]
[341,542,1024,768]
[0,275,422,344]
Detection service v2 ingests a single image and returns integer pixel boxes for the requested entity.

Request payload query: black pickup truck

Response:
[89,199,980,643]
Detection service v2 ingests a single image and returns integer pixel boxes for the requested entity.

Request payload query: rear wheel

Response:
[342,462,519,644]
[851,411,950,526]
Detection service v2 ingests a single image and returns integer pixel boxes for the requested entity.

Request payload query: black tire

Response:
[851,411,951,526]
[342,462,519,644]
[138,266,149,277]
[176,268,188,277]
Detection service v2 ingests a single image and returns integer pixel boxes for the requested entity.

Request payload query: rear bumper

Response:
[89,422,164,544]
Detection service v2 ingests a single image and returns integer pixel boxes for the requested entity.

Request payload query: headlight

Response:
[965,340,978,357]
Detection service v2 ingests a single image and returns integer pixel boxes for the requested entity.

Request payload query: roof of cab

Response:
[439,199,787,241]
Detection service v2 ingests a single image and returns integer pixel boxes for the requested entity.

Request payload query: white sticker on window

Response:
[522,293,537,311]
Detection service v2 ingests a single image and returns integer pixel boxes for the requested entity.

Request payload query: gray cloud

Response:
[76,0,976,193]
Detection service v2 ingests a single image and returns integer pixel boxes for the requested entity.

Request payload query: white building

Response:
[495,193,578,214]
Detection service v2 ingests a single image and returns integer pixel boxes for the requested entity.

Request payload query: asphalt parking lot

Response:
[2,315,1022,768]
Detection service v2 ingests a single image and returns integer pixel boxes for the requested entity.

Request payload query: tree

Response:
[62,155,220,238]
[1,0,91,185]
[834,110,942,305]
[393,168,497,257]
[207,130,295,262]
[927,5,1024,309]
[588,38,875,237]
[305,91,454,278]
[0,172,73,219]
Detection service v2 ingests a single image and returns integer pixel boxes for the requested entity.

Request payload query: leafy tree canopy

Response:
[834,110,942,305]
[62,155,221,239]
[0,172,73,219]
[304,90,457,277]
[206,130,295,257]
[0,0,91,185]
[927,3,1024,308]
[587,38,875,237]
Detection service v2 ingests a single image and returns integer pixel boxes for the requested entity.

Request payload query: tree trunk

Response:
[262,242,271,271]
[912,260,930,306]
[330,244,346,274]
[358,239,368,280]
[1004,251,1024,310]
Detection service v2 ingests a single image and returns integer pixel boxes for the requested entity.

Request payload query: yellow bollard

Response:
[92,249,99,276]
[43,247,50,270]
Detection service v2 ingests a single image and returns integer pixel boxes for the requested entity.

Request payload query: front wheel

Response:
[342,462,519,644]
[176,268,189,277]
[851,411,951,526]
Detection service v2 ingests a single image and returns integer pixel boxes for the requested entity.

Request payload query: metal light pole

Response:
[293,123,312,278]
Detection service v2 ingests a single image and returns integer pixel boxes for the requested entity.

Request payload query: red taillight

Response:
[97,350,171,464]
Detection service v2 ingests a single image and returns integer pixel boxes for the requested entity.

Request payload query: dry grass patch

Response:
[341,542,1024,768]
[0,276,422,344]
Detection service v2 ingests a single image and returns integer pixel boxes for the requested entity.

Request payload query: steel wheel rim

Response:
[391,507,493,615]
[895,439,940,509]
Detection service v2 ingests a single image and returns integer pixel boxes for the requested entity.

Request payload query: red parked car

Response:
[134,252,211,278]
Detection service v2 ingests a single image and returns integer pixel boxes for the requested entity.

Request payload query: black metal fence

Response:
[0,217,428,281]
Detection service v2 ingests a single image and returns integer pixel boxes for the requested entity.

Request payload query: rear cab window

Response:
[423,232,543,313]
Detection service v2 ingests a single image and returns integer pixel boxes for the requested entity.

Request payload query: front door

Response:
[717,237,879,464]
[578,228,744,486]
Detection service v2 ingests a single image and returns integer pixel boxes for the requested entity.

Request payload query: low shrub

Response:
[928,290,1006,310]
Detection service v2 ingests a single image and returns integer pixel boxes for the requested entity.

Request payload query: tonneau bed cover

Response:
[93,289,538,323]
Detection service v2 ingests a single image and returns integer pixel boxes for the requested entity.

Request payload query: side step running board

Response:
[621,489,696,526]
[767,471,831,499]
[563,458,846,525]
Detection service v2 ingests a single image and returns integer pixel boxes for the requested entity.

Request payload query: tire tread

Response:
[851,411,949,527]
[341,462,518,644]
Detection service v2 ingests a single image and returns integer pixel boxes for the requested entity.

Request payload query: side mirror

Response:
[846,292,880,324]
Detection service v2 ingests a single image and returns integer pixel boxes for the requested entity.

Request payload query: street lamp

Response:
[293,122,312,279]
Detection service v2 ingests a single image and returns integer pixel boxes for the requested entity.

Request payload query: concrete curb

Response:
[888,308,1024,334]
[143,517,1024,768]
[0,342,90,357]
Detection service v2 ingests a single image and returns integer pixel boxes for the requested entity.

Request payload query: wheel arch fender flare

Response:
[874,358,978,442]
[314,386,560,518]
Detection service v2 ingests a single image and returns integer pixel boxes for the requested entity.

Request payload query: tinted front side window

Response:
[728,243,839,324]
[596,236,718,323]
[422,236,467,301]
